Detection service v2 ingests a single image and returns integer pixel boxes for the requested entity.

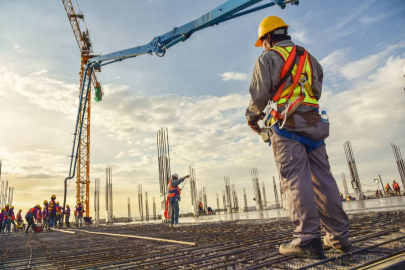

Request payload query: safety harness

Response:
[164,180,181,219]
[262,45,324,152]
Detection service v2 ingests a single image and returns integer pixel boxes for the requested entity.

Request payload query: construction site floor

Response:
[1,210,405,269]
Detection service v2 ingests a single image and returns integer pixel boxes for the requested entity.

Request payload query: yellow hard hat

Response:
[255,16,289,47]
[56,201,59,204]
[19,209,22,212]
[36,204,41,209]
[1,208,5,211]
[5,204,9,208]
[43,200,48,204]
[51,195,56,199]
[66,204,69,208]
[392,179,396,182]
[10,206,14,209]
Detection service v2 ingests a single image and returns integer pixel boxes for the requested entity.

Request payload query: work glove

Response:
[247,115,263,134]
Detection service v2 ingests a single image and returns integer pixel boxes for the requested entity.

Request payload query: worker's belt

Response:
[272,124,325,152]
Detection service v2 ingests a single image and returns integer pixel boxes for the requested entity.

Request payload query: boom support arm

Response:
[89,0,298,67]
[63,0,299,210]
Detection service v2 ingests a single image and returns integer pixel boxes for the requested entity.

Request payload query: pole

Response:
[379,174,386,196]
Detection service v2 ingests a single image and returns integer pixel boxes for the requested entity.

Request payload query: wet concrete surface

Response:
[179,195,405,224]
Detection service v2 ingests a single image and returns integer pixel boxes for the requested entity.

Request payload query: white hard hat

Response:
[172,173,179,179]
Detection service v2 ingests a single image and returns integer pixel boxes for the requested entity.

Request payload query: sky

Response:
[0,0,404,218]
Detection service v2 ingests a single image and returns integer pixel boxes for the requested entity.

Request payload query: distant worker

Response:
[392,180,401,196]
[64,205,71,228]
[207,206,214,215]
[165,173,189,227]
[48,195,57,228]
[43,200,49,231]
[246,16,351,258]
[8,206,17,233]
[25,204,41,233]
[375,189,381,198]
[75,201,84,228]
[198,201,204,216]
[56,201,63,228]
[2,204,10,234]
[16,209,23,232]
[84,216,93,226]
[385,183,393,196]
[0,207,5,234]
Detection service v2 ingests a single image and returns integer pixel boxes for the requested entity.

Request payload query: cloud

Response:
[359,14,389,24]
[340,42,405,80]
[13,44,25,53]
[320,49,350,74]
[290,30,313,44]
[219,72,249,81]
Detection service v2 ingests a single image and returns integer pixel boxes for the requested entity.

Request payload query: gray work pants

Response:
[270,114,350,248]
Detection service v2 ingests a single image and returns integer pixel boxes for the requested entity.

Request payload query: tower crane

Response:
[63,0,299,209]
[62,0,103,217]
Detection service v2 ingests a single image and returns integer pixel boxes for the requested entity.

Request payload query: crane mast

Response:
[62,0,102,217]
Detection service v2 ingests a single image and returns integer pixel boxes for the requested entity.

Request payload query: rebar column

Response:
[138,184,143,221]
[344,141,363,200]
[216,193,220,214]
[222,190,226,213]
[128,197,131,220]
[189,166,198,217]
[145,191,149,221]
[224,176,233,213]
[231,183,238,212]
[273,176,280,209]
[203,186,208,212]
[341,172,349,199]
[262,182,267,209]
[251,168,262,211]
[153,197,157,220]
[94,178,100,226]
[392,143,405,190]
[243,188,248,211]
[157,128,171,223]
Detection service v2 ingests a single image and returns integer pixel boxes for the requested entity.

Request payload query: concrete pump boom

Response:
[63,0,299,211]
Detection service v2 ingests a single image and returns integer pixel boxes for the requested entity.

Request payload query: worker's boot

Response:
[323,237,352,254]
[279,238,325,259]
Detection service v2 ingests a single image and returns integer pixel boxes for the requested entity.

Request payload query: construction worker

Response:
[8,206,17,233]
[246,16,351,258]
[25,204,41,233]
[392,180,401,196]
[166,173,189,227]
[75,201,84,228]
[2,204,10,233]
[16,209,23,232]
[48,195,57,228]
[84,216,93,226]
[56,201,63,228]
[385,183,393,196]
[207,206,214,215]
[42,200,49,230]
[198,201,204,216]
[0,207,4,234]
[65,204,71,228]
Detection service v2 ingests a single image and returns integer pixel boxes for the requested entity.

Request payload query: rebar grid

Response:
[1,211,404,269]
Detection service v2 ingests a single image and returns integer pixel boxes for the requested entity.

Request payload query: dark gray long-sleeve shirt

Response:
[246,40,324,121]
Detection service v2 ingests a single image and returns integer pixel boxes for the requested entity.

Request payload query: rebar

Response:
[145,191,149,221]
[138,184,143,221]
[392,143,405,190]
[273,176,280,209]
[105,166,113,224]
[342,172,350,199]
[344,140,363,200]
[251,168,262,210]
[188,166,198,217]
[94,178,100,226]
[157,127,171,223]
[127,197,131,220]
[262,182,267,209]
[243,188,248,211]
[224,176,233,213]
[153,197,157,220]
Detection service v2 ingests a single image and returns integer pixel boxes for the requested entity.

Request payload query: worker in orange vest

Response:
[246,16,351,258]
[385,183,392,196]
[25,205,41,233]
[16,209,23,232]
[164,173,189,227]
[392,180,401,196]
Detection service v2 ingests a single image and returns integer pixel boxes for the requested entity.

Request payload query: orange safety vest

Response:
[167,180,181,199]
[269,45,319,108]
[393,182,400,190]
[49,201,54,212]
[385,183,390,189]
[17,213,22,221]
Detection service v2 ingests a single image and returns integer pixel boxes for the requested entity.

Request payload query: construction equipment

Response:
[62,0,103,217]
[63,0,300,209]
